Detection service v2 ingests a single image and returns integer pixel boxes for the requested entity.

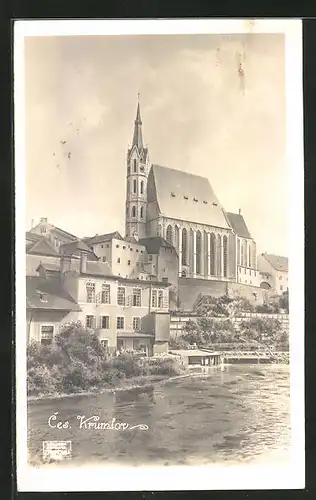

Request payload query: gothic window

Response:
[196,231,202,274]
[127,166,130,174]
[166,225,173,245]
[140,206,144,219]
[248,244,251,268]
[174,226,179,249]
[237,238,240,266]
[140,180,144,194]
[241,240,244,267]
[217,234,222,275]
[223,235,228,278]
[133,179,137,194]
[132,206,136,218]
[133,159,137,172]
[182,228,188,265]
[210,233,216,275]
[244,241,247,267]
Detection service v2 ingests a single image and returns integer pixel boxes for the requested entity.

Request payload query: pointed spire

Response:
[132,95,143,149]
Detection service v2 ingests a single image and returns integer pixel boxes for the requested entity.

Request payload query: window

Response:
[196,231,202,274]
[86,315,95,329]
[117,317,124,329]
[223,235,228,278]
[237,239,240,266]
[133,179,137,193]
[100,339,108,349]
[117,287,125,306]
[40,325,54,345]
[193,197,198,202]
[182,228,188,265]
[38,291,48,302]
[183,195,188,200]
[40,227,46,234]
[133,288,141,306]
[128,260,131,265]
[148,254,152,262]
[133,159,137,172]
[248,245,251,268]
[116,244,119,248]
[102,256,106,262]
[127,166,131,174]
[101,284,110,304]
[140,181,144,194]
[136,249,139,253]
[250,281,252,285]
[133,317,141,331]
[123,246,126,250]
[280,285,283,291]
[212,202,218,206]
[158,290,163,308]
[279,276,283,280]
[101,316,109,329]
[151,289,157,308]
[132,206,136,218]
[117,257,121,263]
[171,192,175,197]
[140,206,144,219]
[86,282,95,303]
[151,290,158,307]
[203,200,208,204]
[210,233,216,275]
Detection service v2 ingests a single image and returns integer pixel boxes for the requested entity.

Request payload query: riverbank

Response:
[27,369,218,402]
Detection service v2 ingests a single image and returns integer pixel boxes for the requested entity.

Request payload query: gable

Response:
[27,238,59,257]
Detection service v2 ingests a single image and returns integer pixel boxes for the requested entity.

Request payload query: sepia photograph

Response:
[15,19,304,491]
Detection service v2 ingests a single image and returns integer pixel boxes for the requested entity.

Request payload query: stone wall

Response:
[178,277,275,311]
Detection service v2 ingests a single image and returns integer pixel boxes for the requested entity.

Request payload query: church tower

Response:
[125,98,149,240]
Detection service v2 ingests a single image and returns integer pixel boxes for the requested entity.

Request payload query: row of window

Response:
[86,283,166,307]
[238,268,257,277]
[127,179,145,196]
[166,226,228,277]
[86,315,141,331]
[127,159,145,174]
[126,205,145,219]
[237,239,253,268]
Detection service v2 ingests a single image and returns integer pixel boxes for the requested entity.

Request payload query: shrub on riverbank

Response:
[27,322,183,397]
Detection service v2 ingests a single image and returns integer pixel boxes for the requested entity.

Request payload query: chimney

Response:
[80,252,88,273]
[238,208,241,215]
[60,254,72,278]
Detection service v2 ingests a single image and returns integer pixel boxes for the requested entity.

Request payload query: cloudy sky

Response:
[24,33,287,255]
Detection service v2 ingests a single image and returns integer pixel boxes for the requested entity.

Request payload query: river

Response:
[27,364,291,467]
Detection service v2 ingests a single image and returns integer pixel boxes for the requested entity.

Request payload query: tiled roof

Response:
[26,231,42,243]
[50,225,78,239]
[36,262,60,272]
[26,237,60,257]
[82,231,123,246]
[26,276,81,311]
[139,236,174,254]
[60,239,95,255]
[226,212,252,239]
[148,164,230,229]
[263,254,288,272]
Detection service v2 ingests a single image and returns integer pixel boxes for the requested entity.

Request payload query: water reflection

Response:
[28,364,290,466]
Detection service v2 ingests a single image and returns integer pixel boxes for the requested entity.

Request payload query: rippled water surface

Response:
[28,364,291,466]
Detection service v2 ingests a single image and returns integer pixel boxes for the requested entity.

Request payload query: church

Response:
[125,99,258,288]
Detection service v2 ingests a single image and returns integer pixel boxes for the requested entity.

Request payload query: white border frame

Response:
[15,19,304,491]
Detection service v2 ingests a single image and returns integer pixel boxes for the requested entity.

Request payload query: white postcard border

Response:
[14,18,304,491]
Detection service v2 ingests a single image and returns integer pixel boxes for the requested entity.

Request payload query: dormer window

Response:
[193,197,198,202]
[37,291,48,302]
[183,195,188,200]
[203,200,208,204]
[171,192,175,197]
[212,202,218,207]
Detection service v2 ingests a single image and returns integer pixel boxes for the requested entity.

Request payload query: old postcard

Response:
[14,19,304,491]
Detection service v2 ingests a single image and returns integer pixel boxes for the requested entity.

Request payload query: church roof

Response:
[139,236,175,255]
[149,164,230,229]
[226,212,252,239]
[262,254,288,272]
